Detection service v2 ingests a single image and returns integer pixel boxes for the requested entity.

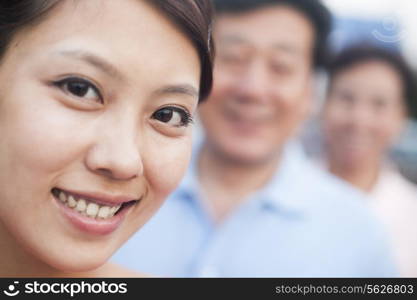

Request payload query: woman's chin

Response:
[46,255,109,276]
[330,146,374,168]
[30,244,113,276]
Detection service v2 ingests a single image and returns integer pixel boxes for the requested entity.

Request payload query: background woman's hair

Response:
[0,0,214,101]
[327,44,417,117]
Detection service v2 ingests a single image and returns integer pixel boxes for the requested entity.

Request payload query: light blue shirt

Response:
[112,143,397,277]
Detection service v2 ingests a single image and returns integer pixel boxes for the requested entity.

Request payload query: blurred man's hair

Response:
[213,0,332,69]
[328,44,417,117]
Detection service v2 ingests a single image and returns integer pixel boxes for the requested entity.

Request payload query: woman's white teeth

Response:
[56,190,121,219]
[86,203,99,217]
[109,206,118,215]
[76,199,87,212]
[98,206,110,219]
[68,195,77,208]
[59,192,66,203]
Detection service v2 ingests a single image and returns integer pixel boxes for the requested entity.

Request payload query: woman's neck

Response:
[197,144,281,223]
[327,153,381,192]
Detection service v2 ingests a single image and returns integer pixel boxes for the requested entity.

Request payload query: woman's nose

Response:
[350,102,375,128]
[85,121,143,181]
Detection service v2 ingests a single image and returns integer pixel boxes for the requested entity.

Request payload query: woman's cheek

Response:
[11,116,85,176]
[324,106,347,136]
[143,132,192,200]
[1,87,91,174]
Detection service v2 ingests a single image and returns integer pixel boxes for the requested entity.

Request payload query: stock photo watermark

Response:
[2,280,128,298]
[372,16,406,43]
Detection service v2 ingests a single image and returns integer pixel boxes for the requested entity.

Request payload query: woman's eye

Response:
[152,107,193,127]
[53,77,103,103]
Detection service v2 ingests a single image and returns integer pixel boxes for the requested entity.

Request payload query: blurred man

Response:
[112,0,396,277]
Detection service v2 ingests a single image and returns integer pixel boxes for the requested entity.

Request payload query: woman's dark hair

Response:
[0,0,214,101]
[328,44,417,117]
[212,0,332,69]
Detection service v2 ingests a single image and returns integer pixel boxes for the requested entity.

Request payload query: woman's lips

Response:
[52,188,139,236]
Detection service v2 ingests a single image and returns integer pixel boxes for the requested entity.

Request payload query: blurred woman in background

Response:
[322,45,417,276]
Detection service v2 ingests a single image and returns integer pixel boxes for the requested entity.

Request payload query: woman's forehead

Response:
[7,0,200,95]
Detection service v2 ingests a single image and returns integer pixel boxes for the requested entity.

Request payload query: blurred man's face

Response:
[199,5,314,165]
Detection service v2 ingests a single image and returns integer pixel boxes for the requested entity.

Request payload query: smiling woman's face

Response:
[323,60,406,168]
[0,0,200,273]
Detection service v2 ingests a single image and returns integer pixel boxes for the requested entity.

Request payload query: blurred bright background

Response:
[324,0,417,64]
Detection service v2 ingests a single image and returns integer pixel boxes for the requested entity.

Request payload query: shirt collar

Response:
[257,141,310,216]
[175,139,311,217]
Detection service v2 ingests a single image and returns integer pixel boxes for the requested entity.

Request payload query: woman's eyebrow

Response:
[155,84,199,99]
[56,49,124,80]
